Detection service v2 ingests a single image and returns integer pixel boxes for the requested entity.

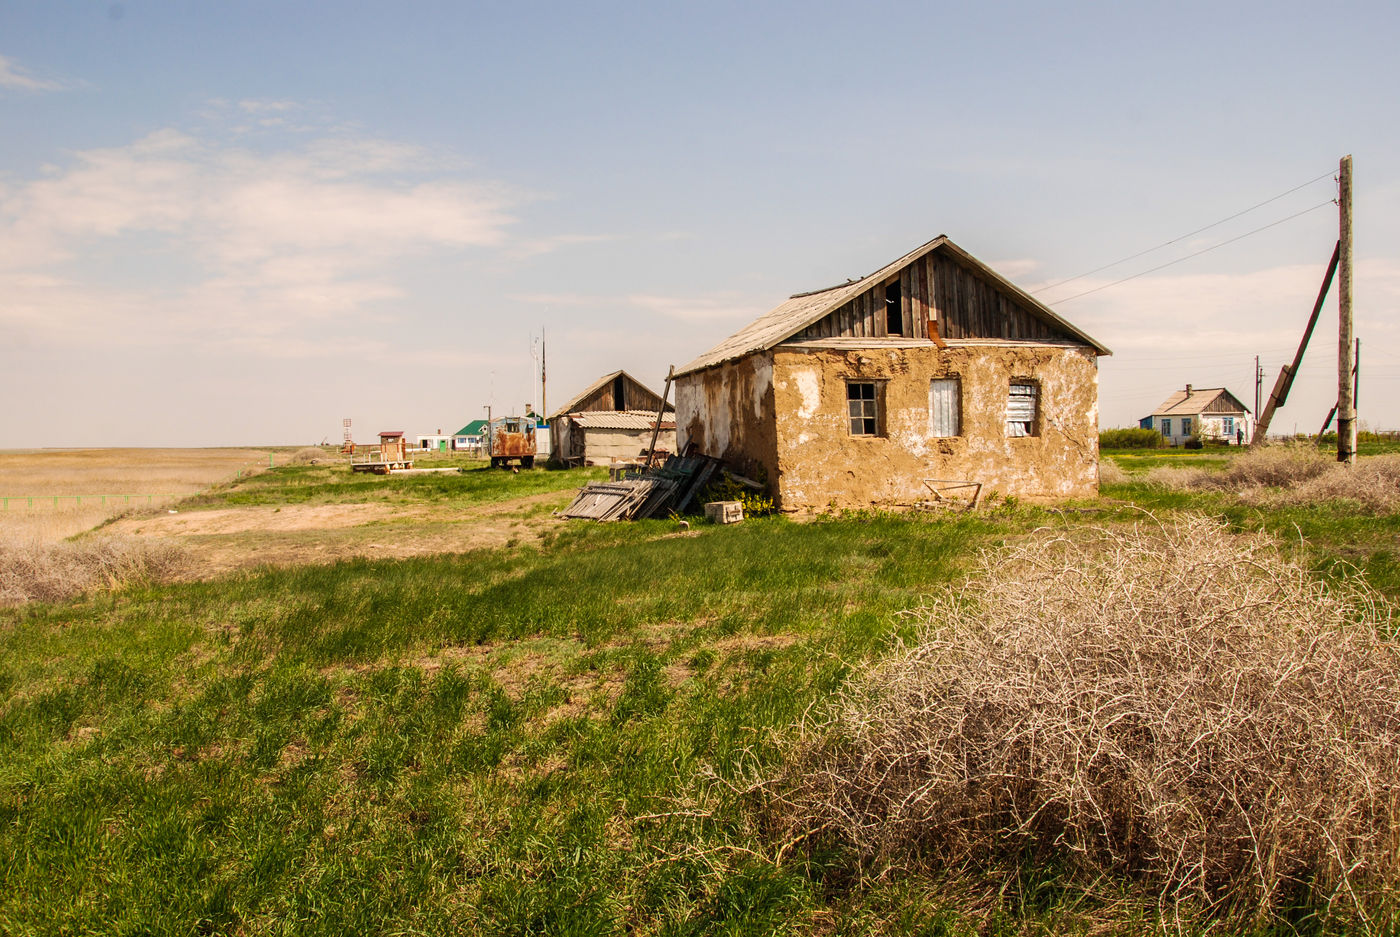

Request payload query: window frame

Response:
[884,280,903,336]
[929,377,961,438]
[1006,379,1040,438]
[846,380,884,437]
[1160,418,1172,436]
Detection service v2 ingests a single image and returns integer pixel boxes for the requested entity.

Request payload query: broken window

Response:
[1006,381,1038,437]
[847,381,880,436]
[930,378,960,437]
[885,281,903,336]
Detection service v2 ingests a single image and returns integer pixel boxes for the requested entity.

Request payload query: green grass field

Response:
[2,454,1397,934]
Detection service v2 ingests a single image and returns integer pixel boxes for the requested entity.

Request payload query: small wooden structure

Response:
[351,430,415,474]
[550,370,675,466]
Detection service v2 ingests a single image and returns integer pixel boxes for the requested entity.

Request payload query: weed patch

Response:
[770,514,1400,928]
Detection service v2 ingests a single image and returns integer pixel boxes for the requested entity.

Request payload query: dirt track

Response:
[107,491,574,577]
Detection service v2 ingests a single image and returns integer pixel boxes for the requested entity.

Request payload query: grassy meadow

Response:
[2,446,1398,933]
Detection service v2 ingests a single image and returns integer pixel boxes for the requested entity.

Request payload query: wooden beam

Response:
[1251,240,1341,445]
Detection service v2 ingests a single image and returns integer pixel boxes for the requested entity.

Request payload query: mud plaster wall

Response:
[771,344,1099,511]
[675,353,778,483]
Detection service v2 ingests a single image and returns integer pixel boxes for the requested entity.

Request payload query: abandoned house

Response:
[1141,385,1253,446]
[549,370,676,466]
[673,235,1112,512]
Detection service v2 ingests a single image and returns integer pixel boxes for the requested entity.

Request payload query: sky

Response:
[2,1,1398,447]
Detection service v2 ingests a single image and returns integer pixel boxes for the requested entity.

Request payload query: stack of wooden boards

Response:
[558,455,723,521]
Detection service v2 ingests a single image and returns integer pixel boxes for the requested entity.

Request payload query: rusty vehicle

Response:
[487,416,536,469]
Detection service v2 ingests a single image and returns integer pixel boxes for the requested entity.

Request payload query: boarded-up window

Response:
[930,378,960,437]
[1006,382,1038,437]
[847,382,879,436]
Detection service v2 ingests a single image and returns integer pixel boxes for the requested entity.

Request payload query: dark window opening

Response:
[612,375,626,410]
[847,381,880,436]
[885,281,903,336]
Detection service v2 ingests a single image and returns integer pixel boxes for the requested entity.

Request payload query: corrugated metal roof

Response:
[454,419,488,436]
[565,410,675,430]
[675,235,1110,377]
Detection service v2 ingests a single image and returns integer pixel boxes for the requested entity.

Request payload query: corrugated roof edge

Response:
[675,235,1110,378]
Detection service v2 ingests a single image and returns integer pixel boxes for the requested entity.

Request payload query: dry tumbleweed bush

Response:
[771,514,1400,924]
[0,536,191,606]
[286,446,328,465]
[1145,446,1400,512]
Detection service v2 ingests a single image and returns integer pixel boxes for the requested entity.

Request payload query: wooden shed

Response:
[549,370,675,466]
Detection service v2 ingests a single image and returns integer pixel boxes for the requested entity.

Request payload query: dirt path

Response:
[107,491,575,577]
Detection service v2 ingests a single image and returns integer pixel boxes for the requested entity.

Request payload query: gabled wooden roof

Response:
[549,370,674,419]
[676,236,1111,377]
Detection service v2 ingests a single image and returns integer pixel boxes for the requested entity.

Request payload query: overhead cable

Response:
[1048,200,1335,305]
[1030,170,1337,296]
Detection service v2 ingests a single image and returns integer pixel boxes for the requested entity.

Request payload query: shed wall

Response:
[577,427,677,465]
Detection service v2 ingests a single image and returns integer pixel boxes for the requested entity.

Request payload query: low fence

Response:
[1,494,185,511]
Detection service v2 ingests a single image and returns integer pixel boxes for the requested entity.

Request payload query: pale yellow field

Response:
[0,448,272,542]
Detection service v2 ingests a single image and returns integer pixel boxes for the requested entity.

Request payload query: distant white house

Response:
[1141,385,1253,446]
[415,431,454,452]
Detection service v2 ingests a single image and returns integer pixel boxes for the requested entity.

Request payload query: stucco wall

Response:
[770,343,1100,511]
[675,353,778,484]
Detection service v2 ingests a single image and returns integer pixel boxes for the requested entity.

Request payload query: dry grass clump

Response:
[286,447,328,465]
[0,536,191,606]
[1097,458,1129,485]
[1144,446,1400,511]
[770,515,1400,926]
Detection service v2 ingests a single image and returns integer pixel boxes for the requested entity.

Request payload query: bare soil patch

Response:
[106,490,576,577]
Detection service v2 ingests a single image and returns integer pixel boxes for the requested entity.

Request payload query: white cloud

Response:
[0,54,66,92]
[511,289,764,323]
[0,126,523,354]
[989,257,1041,279]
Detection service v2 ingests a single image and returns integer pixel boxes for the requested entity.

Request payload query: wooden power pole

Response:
[1337,155,1356,464]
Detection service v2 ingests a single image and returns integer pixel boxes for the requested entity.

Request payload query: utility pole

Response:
[1338,155,1355,463]
[1260,352,1271,417]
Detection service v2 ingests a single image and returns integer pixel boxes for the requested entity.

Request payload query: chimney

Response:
[1185,383,1193,396]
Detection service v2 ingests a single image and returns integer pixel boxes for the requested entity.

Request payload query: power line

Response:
[1047,200,1335,306]
[1030,169,1336,296]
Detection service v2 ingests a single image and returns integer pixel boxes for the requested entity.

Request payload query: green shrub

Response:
[697,474,776,517]
[1098,427,1165,449]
